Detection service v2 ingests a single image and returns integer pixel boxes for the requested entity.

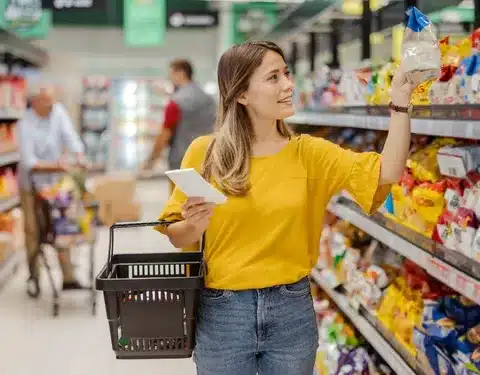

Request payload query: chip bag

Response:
[401,7,441,86]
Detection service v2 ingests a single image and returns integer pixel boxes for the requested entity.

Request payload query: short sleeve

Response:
[299,134,391,214]
[154,135,212,234]
[163,100,181,130]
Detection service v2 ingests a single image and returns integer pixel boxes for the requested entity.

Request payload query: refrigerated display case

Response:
[80,76,110,171]
[107,78,171,174]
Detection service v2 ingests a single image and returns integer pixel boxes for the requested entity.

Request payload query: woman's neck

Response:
[252,118,282,143]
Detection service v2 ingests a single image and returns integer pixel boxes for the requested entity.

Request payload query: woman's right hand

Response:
[181,197,215,232]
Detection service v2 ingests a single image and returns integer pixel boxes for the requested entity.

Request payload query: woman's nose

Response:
[283,78,294,92]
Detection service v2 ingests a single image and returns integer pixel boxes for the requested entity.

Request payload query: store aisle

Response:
[0,179,197,375]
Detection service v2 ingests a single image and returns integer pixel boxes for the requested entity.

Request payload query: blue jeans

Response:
[194,277,319,375]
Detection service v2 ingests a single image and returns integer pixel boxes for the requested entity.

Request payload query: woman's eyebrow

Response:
[263,66,287,78]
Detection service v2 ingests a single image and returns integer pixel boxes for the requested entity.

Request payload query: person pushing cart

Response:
[18,83,89,295]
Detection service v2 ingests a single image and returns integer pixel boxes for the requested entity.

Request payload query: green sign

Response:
[0,0,51,39]
[124,0,166,47]
[231,2,278,45]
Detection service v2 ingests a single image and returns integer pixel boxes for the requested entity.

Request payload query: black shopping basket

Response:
[95,220,205,359]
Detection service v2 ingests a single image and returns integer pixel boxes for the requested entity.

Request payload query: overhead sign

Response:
[167,11,218,28]
[0,0,51,39]
[231,2,277,45]
[124,0,165,48]
[41,0,107,10]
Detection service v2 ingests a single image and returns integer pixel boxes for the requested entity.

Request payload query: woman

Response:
[156,41,415,375]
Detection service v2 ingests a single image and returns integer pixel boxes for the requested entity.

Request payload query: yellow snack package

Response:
[373,61,399,105]
[407,139,456,183]
[408,181,447,237]
[443,36,472,67]
[411,80,434,106]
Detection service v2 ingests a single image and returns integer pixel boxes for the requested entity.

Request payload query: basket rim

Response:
[95,263,204,291]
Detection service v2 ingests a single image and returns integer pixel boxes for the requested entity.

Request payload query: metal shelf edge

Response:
[0,151,20,167]
[311,269,417,375]
[287,112,480,139]
[0,197,20,213]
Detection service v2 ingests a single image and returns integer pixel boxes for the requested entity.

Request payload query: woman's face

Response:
[239,50,294,121]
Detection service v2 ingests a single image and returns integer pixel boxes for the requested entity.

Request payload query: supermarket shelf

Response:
[0,196,20,213]
[311,269,417,375]
[0,108,23,121]
[0,29,48,67]
[0,250,20,290]
[328,197,480,304]
[0,151,19,167]
[287,111,480,139]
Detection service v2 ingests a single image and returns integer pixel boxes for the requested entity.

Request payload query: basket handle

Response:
[106,220,205,275]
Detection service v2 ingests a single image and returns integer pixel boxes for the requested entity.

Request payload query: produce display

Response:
[316,217,480,375]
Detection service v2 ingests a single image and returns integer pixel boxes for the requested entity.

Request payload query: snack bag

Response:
[452,207,479,257]
[430,65,458,104]
[433,209,457,250]
[408,142,443,183]
[411,80,433,106]
[472,228,480,262]
[410,181,446,237]
[461,56,480,104]
[437,145,480,179]
[444,296,480,330]
[401,7,441,86]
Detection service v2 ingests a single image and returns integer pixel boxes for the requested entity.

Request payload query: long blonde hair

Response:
[201,41,294,196]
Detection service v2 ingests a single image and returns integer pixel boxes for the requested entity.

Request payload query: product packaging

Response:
[437,146,480,179]
[401,7,441,87]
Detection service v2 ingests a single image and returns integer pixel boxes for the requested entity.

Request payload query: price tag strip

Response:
[286,112,480,139]
[329,200,480,304]
[427,258,478,304]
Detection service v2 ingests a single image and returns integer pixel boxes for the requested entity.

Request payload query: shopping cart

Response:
[96,221,204,359]
[26,167,99,317]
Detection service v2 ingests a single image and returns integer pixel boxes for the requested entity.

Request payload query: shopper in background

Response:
[156,41,416,375]
[141,59,216,189]
[19,83,87,293]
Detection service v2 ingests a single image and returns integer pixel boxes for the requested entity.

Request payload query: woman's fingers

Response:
[182,201,215,220]
[189,209,213,223]
[182,197,205,210]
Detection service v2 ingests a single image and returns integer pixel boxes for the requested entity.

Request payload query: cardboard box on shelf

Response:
[87,172,139,226]
[102,201,141,227]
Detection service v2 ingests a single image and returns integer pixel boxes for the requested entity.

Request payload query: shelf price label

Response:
[455,273,474,299]
[429,258,451,284]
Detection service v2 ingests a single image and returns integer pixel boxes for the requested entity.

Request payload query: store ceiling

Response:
[260,0,336,39]
[261,0,464,41]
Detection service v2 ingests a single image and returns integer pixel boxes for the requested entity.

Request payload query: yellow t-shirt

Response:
[156,134,391,290]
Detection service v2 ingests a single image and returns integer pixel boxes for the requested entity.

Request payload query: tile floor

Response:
[0,179,197,375]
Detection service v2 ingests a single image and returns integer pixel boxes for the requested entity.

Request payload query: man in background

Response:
[141,59,216,188]
[19,83,87,294]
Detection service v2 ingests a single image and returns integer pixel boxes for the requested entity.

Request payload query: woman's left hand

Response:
[390,69,417,107]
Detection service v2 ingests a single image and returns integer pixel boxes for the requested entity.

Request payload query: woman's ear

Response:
[237,92,248,106]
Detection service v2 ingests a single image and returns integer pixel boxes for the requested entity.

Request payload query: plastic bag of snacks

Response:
[401,7,441,86]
